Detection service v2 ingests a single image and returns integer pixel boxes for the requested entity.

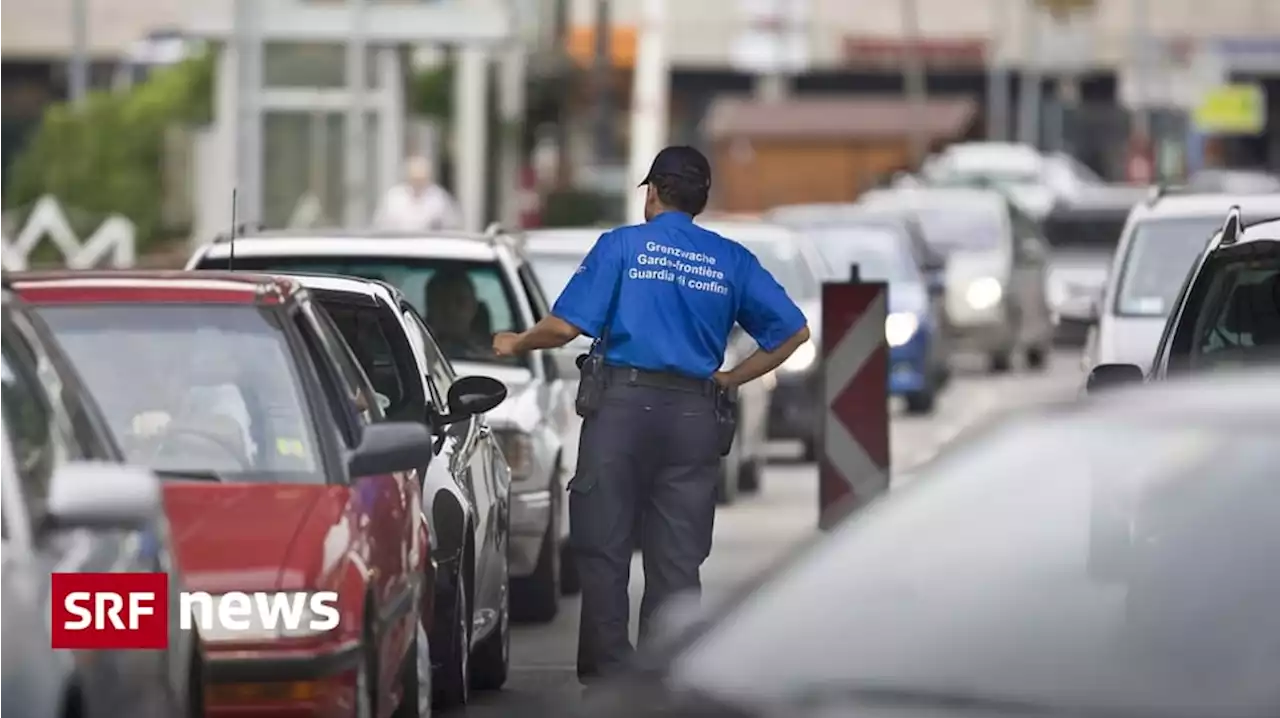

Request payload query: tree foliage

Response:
[5,51,214,251]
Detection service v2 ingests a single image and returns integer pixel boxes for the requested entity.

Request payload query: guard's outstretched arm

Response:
[493,315,582,356]
[715,324,811,388]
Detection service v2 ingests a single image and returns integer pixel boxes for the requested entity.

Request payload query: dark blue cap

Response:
[639,146,712,190]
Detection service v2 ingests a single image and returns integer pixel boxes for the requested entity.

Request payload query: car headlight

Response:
[195,592,333,643]
[780,340,816,373]
[494,429,536,484]
[965,277,1003,310]
[885,312,919,347]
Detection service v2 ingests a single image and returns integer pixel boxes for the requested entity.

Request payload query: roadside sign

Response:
[1193,84,1267,135]
[819,280,890,530]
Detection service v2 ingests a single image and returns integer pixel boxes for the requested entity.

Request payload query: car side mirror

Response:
[348,421,434,476]
[437,375,508,426]
[1085,363,1144,394]
[46,462,161,531]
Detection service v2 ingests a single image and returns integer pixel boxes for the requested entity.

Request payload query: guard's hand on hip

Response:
[493,331,521,357]
[712,371,737,388]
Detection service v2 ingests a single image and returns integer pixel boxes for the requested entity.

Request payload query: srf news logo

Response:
[51,573,340,650]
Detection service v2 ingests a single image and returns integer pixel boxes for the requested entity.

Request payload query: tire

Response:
[431,569,470,708]
[470,570,510,691]
[989,351,1013,373]
[1026,345,1049,371]
[560,541,580,595]
[356,616,377,718]
[738,456,762,494]
[904,388,936,415]
[802,439,817,463]
[511,515,560,623]
[391,623,428,718]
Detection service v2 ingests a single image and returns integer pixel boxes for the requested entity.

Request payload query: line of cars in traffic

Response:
[3,224,617,716]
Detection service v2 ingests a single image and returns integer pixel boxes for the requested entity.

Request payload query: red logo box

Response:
[51,572,170,650]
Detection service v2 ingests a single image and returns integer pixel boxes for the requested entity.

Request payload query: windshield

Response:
[737,238,820,300]
[1184,256,1280,371]
[1114,217,1224,316]
[1043,212,1129,250]
[36,304,322,481]
[804,227,919,284]
[670,417,1280,718]
[194,256,526,366]
[911,205,1004,253]
[527,251,587,299]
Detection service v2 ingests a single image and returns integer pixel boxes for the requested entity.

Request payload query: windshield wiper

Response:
[155,469,224,482]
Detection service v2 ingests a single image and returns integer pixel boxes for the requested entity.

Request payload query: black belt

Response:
[603,365,716,396]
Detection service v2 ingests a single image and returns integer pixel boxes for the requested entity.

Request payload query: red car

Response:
[14,271,506,718]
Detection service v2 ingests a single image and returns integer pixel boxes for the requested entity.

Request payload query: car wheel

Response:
[802,438,817,463]
[511,512,560,623]
[356,616,377,718]
[431,569,470,708]
[738,455,762,493]
[989,351,1013,373]
[1026,345,1049,371]
[560,541,580,595]
[470,571,510,690]
[392,621,430,718]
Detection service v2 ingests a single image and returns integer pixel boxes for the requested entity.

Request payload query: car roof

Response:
[197,233,502,263]
[10,269,303,304]
[1132,192,1280,221]
[274,271,406,306]
[859,186,1008,208]
[521,228,603,255]
[1238,217,1280,243]
[693,219,799,242]
[1048,185,1148,213]
[768,203,912,224]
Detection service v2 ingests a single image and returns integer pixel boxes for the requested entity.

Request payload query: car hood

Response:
[1096,315,1166,371]
[451,361,541,432]
[163,483,341,593]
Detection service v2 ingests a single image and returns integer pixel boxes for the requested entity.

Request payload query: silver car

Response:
[522,227,772,500]
[860,187,1055,372]
[1061,191,1280,375]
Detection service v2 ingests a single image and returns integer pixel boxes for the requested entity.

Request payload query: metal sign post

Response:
[819,267,890,530]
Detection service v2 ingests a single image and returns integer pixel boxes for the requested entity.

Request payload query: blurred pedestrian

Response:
[374,155,460,231]
[492,146,810,685]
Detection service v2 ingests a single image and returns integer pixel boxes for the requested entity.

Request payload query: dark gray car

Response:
[568,370,1280,718]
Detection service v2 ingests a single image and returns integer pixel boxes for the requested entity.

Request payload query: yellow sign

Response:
[1193,84,1267,135]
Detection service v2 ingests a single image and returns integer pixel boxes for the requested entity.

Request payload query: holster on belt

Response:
[575,352,607,418]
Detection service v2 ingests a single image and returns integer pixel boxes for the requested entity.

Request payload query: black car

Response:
[1088,211,1280,392]
[569,369,1280,718]
[1,283,203,718]
[276,272,517,705]
[1041,185,1148,345]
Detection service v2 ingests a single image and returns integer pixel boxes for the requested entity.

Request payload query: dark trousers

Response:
[569,380,720,682]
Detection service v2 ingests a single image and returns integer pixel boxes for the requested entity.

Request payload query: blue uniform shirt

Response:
[552,211,806,379]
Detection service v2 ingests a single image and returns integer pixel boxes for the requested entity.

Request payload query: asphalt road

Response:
[454,350,1086,717]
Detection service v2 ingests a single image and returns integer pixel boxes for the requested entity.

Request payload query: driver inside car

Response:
[425,269,493,358]
[130,332,258,470]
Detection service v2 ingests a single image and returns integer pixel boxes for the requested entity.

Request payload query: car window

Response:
[1180,254,1280,371]
[737,238,821,301]
[804,226,920,284]
[309,303,385,426]
[1114,217,1225,316]
[402,304,454,408]
[195,254,528,369]
[1042,211,1129,250]
[1,331,59,517]
[37,303,323,482]
[319,297,424,422]
[4,310,96,462]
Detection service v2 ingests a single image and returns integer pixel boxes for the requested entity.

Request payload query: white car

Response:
[924,143,1101,218]
[186,228,581,621]
[521,226,771,501]
[860,187,1055,373]
[1061,190,1280,375]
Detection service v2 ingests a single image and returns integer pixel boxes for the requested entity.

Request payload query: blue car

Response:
[800,223,950,414]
